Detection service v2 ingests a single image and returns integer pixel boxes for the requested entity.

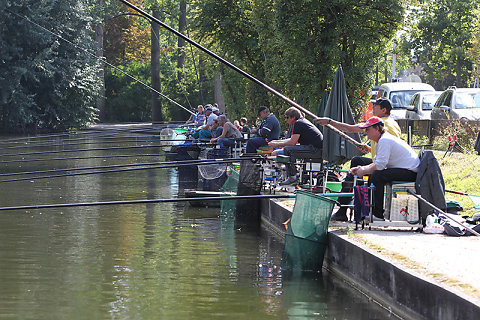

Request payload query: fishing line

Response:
[0,144,168,158]
[0,153,170,164]
[0,157,252,183]
[0,156,251,177]
[0,137,180,151]
[5,8,194,116]
[0,194,296,211]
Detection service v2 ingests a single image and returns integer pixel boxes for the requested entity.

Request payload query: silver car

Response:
[405,91,442,120]
[431,87,480,120]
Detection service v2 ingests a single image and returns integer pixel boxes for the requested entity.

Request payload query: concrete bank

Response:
[262,198,480,320]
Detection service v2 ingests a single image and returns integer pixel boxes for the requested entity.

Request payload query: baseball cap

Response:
[359,116,384,128]
[257,106,268,116]
[205,106,212,112]
[373,97,393,112]
[212,107,219,112]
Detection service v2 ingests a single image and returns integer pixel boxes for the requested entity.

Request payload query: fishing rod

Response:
[407,190,480,236]
[0,194,296,211]
[7,8,194,117]
[0,157,257,183]
[0,144,182,158]
[0,126,165,145]
[0,134,195,147]
[0,156,254,177]
[0,153,171,164]
[0,131,171,147]
[118,0,363,149]
[0,137,185,150]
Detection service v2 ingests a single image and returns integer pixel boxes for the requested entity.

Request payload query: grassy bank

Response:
[437,151,480,215]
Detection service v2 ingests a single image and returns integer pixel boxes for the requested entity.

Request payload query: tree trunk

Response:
[177,0,186,82]
[214,65,225,113]
[151,7,163,123]
[95,0,105,122]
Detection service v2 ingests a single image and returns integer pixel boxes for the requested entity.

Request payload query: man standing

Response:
[350,117,419,219]
[245,106,281,153]
[315,97,401,221]
[269,107,323,185]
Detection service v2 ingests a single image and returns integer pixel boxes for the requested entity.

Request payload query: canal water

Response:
[0,133,397,319]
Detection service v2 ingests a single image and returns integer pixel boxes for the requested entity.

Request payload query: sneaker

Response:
[279,175,298,186]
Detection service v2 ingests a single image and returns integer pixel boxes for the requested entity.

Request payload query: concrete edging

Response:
[324,231,480,320]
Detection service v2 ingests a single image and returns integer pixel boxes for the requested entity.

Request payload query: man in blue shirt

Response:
[245,106,281,153]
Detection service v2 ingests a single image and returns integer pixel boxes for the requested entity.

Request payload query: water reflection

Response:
[0,135,395,320]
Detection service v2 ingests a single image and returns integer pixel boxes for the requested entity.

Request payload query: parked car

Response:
[405,91,442,120]
[377,82,435,120]
[431,87,480,121]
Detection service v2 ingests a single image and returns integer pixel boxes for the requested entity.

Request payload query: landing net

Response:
[287,190,336,243]
[220,170,239,215]
[469,195,480,212]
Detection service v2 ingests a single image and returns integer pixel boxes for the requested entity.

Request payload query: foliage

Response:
[405,0,480,90]
[104,61,151,122]
[0,0,99,133]
[190,0,404,123]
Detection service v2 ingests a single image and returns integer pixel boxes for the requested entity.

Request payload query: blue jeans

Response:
[192,129,212,141]
[217,138,235,149]
[245,137,268,153]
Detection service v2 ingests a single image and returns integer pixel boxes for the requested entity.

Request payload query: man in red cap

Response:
[351,117,419,219]
[315,97,401,221]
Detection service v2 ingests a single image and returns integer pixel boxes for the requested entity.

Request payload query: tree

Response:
[407,0,480,89]
[0,0,99,133]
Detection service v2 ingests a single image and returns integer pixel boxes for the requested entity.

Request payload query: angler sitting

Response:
[192,106,217,141]
[210,115,243,149]
[314,97,401,221]
[268,107,323,186]
[350,117,419,220]
[185,105,205,126]
[210,119,223,138]
[240,117,250,134]
[245,106,281,153]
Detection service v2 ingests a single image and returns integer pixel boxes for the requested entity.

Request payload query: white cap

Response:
[212,107,219,112]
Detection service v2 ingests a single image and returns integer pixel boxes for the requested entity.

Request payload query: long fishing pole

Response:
[0,126,162,145]
[118,0,363,149]
[0,157,256,183]
[0,134,194,148]
[407,190,480,236]
[0,143,188,158]
[0,131,168,147]
[0,153,172,164]
[0,137,186,150]
[0,156,253,177]
[0,194,296,211]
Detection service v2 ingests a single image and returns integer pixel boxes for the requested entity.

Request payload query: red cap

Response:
[359,116,384,129]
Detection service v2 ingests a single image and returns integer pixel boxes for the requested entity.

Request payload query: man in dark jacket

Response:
[245,106,281,153]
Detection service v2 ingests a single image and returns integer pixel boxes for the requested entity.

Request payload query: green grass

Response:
[438,151,480,215]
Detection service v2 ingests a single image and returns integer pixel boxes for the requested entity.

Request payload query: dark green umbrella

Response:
[322,65,363,164]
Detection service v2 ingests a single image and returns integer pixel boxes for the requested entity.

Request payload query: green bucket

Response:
[326,181,342,200]
[175,128,188,134]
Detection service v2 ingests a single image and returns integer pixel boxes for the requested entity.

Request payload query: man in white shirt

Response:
[351,117,420,219]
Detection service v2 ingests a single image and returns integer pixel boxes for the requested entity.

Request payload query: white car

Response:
[405,91,442,120]
[431,87,480,121]
[377,82,435,120]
